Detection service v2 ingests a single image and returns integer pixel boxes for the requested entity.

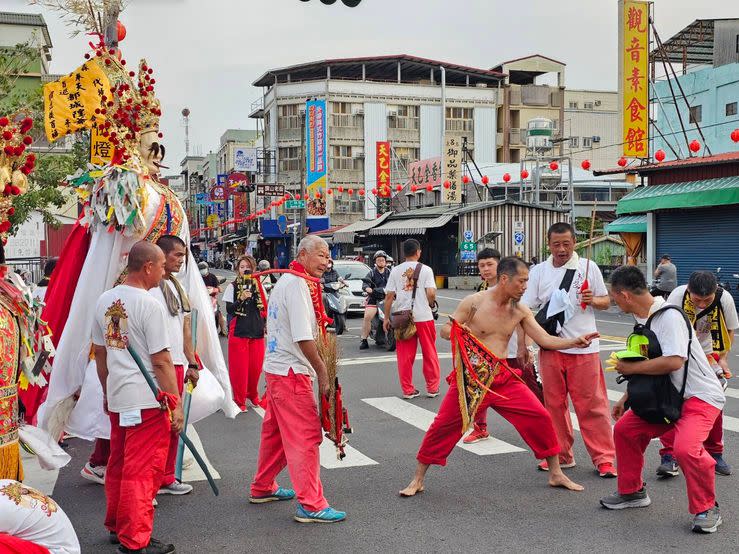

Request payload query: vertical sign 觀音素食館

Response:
[442,136,462,204]
[619,0,649,157]
[306,100,328,219]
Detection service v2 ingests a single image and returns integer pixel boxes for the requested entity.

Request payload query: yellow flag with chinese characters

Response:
[43,59,110,143]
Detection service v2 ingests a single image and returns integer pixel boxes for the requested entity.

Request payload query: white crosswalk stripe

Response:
[362,397,524,455]
[252,407,379,469]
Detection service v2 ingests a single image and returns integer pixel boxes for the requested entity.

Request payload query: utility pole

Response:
[182,108,191,156]
[299,104,307,245]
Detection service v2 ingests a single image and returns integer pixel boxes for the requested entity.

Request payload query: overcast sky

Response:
[4,0,735,168]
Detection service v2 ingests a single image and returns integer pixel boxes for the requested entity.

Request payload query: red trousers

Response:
[162,365,185,487]
[539,350,615,466]
[228,320,265,410]
[473,358,520,431]
[615,397,720,515]
[660,411,723,457]
[250,370,328,512]
[89,437,110,467]
[105,408,170,550]
[0,534,50,554]
[396,320,441,396]
[417,368,560,466]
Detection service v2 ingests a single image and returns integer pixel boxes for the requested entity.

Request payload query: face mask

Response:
[200,269,208,276]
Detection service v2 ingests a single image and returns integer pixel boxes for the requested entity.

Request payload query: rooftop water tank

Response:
[527,118,554,150]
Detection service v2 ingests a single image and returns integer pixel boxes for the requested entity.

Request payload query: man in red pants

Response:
[151,235,201,496]
[602,266,725,534]
[383,239,441,399]
[522,222,616,478]
[249,235,346,523]
[93,241,184,554]
[400,257,597,497]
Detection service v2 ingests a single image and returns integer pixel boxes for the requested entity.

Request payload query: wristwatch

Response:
[187,363,199,370]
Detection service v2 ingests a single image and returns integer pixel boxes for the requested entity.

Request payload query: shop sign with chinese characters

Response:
[442,136,462,204]
[619,0,649,157]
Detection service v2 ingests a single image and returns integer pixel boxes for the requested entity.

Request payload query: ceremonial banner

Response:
[442,136,462,204]
[619,0,649,157]
[408,157,441,191]
[305,99,327,218]
[376,141,390,193]
[43,59,110,143]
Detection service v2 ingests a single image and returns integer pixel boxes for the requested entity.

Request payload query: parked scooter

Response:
[368,292,395,351]
[323,281,348,335]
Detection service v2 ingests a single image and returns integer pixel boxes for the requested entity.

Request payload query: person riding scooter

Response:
[321,259,348,335]
[360,250,391,350]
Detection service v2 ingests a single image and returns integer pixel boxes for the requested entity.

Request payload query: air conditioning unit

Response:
[594,100,602,106]
[592,136,601,142]
[354,151,365,159]
[299,108,306,116]
[387,110,397,118]
[354,108,364,116]
[336,206,348,213]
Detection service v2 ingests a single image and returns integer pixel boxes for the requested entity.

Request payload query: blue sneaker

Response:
[294,504,346,523]
[712,454,732,476]
[656,454,679,478]
[249,487,296,504]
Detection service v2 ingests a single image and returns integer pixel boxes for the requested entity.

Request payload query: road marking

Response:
[362,397,524,455]
[596,319,634,326]
[724,387,739,400]
[252,407,378,469]
[181,425,221,483]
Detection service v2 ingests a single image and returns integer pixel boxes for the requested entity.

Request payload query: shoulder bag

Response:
[390,263,423,341]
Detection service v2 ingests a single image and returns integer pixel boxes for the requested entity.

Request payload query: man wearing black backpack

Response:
[602,266,725,534]
[657,271,737,478]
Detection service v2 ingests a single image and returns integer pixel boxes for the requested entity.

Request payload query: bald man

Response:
[93,241,183,554]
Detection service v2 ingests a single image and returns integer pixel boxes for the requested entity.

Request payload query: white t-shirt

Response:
[385,261,436,323]
[92,285,171,413]
[666,285,739,355]
[149,280,187,366]
[0,480,80,554]
[522,255,606,355]
[637,305,725,410]
[264,273,318,378]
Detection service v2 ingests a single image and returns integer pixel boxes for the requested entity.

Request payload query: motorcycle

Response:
[368,290,395,351]
[323,281,348,335]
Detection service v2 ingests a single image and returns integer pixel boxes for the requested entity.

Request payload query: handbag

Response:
[534,268,576,337]
[620,306,692,425]
[390,263,423,340]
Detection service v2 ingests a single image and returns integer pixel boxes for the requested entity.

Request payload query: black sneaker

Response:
[656,454,680,478]
[711,454,732,476]
[117,538,176,554]
[600,487,651,510]
[359,339,369,350]
[110,532,120,544]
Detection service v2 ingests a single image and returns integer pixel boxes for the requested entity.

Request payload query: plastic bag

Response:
[188,366,226,424]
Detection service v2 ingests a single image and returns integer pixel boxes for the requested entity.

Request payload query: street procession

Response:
[2,0,739,552]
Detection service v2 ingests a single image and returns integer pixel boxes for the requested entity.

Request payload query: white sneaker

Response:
[153,498,158,507]
[80,462,106,485]
[157,480,193,495]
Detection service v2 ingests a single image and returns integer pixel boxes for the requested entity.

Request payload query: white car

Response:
[332,260,372,314]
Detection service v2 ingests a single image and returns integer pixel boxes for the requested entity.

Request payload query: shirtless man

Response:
[400,257,598,497]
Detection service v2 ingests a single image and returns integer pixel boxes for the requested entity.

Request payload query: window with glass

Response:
[727,102,737,117]
[331,145,361,171]
[333,193,364,213]
[331,102,360,127]
[689,105,702,124]
[445,107,473,132]
[584,101,594,110]
[583,136,592,148]
[390,105,420,130]
[278,146,300,172]
[570,136,579,148]
[569,101,579,109]
[277,104,302,130]
[394,146,419,165]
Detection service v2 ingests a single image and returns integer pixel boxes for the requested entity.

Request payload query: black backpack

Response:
[618,305,692,425]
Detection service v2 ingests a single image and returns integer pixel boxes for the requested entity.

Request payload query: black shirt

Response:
[202,272,220,288]
[226,277,266,338]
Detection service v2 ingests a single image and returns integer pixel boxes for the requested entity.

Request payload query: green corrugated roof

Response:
[605,214,647,233]
[616,176,739,215]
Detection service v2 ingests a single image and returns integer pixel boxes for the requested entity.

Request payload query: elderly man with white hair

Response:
[248,235,346,524]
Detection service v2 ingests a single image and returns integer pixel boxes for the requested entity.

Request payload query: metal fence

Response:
[5,257,48,285]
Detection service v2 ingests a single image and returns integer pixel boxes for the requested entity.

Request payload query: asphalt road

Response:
[39,285,739,553]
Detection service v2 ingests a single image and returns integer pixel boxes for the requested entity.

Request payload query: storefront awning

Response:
[604,214,647,233]
[333,212,391,243]
[222,234,245,245]
[369,213,455,236]
[617,176,739,215]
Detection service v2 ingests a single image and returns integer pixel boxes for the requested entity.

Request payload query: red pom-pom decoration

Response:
[0,117,9,127]
[2,131,13,141]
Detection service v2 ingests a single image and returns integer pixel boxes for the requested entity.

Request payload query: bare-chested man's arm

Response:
[439,294,477,340]
[519,304,599,350]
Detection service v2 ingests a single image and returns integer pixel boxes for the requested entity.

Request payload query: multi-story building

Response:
[651,19,739,160]
[250,54,506,225]
[490,55,566,164]
[563,89,620,169]
[215,129,260,176]
[0,11,52,100]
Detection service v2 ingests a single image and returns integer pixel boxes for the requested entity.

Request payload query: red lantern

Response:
[502,173,511,183]
[549,161,559,171]
[117,21,127,42]
[327,189,333,195]
[443,182,450,189]
[315,192,321,198]
[581,160,591,170]
[426,184,433,192]
[462,175,470,184]
[521,169,530,179]
[295,193,301,200]
[284,193,290,199]
[481,175,489,185]
[655,149,666,162]
[617,157,627,167]
[411,185,418,192]
[348,189,353,195]
[359,189,365,196]
[731,129,739,143]
[689,140,701,153]
[395,184,402,192]
[371,188,378,195]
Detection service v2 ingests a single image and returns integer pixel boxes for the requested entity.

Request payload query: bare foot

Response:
[399,479,425,497]
[548,472,584,491]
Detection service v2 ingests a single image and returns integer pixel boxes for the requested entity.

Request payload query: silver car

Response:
[332,260,372,314]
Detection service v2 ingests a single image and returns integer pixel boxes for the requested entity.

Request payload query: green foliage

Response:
[595,244,614,266]
[575,216,604,237]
